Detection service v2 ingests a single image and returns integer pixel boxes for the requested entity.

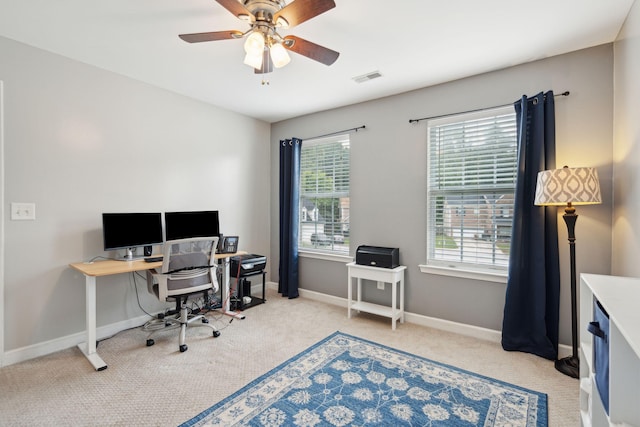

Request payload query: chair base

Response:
[145,303,220,352]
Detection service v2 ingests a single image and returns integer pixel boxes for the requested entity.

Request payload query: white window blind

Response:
[426,106,517,272]
[299,134,350,255]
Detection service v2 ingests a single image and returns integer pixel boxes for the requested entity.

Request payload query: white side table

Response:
[346,262,407,330]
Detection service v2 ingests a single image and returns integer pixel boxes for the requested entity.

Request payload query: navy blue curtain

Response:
[278,138,302,299]
[502,91,560,360]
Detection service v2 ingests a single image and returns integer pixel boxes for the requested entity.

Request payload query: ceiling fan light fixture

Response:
[255,48,273,74]
[178,0,340,79]
[243,31,265,55]
[244,50,264,69]
[270,42,291,68]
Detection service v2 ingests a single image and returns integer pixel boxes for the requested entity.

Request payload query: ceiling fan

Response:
[179,0,339,74]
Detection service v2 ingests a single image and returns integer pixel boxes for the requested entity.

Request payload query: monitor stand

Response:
[119,247,144,261]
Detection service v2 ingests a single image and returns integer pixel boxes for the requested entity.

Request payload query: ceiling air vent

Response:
[352,70,382,84]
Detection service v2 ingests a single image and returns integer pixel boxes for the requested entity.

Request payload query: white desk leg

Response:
[221,258,245,320]
[221,258,230,312]
[391,280,397,331]
[77,275,107,371]
[357,278,362,310]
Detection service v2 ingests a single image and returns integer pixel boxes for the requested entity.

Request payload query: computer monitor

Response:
[102,212,163,260]
[164,210,220,241]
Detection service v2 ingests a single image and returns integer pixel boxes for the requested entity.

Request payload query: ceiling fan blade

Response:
[274,0,335,28]
[283,35,339,66]
[179,30,243,43]
[215,0,253,19]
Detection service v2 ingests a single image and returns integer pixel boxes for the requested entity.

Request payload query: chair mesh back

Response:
[162,238,218,292]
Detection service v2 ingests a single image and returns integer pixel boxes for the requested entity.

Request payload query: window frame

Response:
[298,134,351,258]
[420,106,517,282]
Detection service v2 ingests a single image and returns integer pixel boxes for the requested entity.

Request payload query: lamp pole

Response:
[534,166,601,379]
[556,203,579,379]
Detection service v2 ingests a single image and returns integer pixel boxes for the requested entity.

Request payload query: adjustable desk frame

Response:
[69,251,245,371]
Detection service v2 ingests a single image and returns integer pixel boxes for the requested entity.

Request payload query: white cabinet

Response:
[580,274,640,427]
[346,262,406,330]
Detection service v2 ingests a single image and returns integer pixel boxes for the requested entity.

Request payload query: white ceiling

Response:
[0,0,635,123]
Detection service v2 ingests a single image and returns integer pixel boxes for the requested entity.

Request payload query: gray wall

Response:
[3,26,633,360]
[1,36,271,352]
[270,45,614,347]
[613,1,640,277]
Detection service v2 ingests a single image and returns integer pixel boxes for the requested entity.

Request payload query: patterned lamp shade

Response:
[534,166,602,206]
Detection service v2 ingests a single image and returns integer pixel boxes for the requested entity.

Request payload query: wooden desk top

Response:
[70,251,246,277]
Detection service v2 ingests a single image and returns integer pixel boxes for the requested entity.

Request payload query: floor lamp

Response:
[534,166,601,379]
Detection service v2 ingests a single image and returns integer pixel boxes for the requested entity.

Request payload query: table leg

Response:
[391,280,397,331]
[77,275,107,371]
[221,258,230,312]
[347,273,352,319]
[221,257,245,320]
[400,276,405,324]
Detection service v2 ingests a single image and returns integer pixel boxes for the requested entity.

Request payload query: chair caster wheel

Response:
[146,339,155,347]
[202,318,209,324]
[213,331,221,338]
[179,344,188,352]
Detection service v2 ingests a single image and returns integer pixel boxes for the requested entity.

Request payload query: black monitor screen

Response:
[102,212,163,251]
[164,211,220,241]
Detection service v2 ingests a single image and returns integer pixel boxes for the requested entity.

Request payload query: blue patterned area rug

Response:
[181,332,547,426]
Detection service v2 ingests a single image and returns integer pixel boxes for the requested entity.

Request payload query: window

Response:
[299,134,350,255]
[426,106,517,275]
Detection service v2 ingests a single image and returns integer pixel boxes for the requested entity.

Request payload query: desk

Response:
[346,262,406,330]
[70,251,245,371]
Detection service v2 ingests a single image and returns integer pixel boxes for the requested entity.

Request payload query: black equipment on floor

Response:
[230,254,267,310]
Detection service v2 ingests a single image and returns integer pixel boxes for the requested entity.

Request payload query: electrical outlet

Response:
[377,281,385,290]
[11,202,36,220]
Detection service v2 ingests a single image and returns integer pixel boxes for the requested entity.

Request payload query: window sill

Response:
[419,264,507,284]
[299,250,353,263]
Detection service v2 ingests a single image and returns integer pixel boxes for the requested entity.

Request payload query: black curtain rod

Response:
[301,125,366,141]
[408,91,570,124]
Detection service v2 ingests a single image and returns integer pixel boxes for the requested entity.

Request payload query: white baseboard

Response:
[296,287,502,342]
[2,314,151,367]
[296,286,573,359]
[2,282,571,366]
[3,283,274,367]
[3,283,271,366]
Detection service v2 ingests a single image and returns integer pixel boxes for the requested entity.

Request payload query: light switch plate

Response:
[377,281,385,290]
[11,202,36,220]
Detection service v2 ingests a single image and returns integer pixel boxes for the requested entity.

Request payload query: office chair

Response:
[145,236,221,352]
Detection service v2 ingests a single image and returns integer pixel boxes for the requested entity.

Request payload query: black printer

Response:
[230,253,267,277]
[355,245,400,269]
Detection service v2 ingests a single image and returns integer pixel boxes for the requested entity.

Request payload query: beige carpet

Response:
[0,288,578,426]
